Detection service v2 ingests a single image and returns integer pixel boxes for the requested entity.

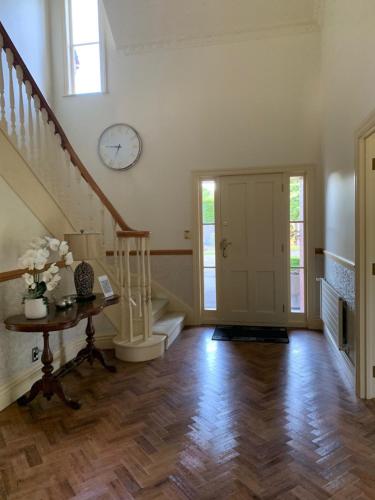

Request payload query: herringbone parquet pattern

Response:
[0,328,375,499]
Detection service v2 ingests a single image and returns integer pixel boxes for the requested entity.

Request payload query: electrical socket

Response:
[32,347,39,363]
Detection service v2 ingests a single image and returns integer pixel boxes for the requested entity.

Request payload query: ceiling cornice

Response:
[116,0,322,55]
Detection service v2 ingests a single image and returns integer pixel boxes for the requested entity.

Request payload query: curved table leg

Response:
[92,348,117,373]
[74,317,117,373]
[51,378,81,410]
[17,380,42,406]
[19,331,80,410]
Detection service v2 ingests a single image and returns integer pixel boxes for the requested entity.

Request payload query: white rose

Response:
[39,247,50,259]
[46,274,61,291]
[46,237,60,251]
[42,270,53,283]
[22,273,34,286]
[49,263,59,275]
[65,252,73,266]
[46,281,56,291]
[59,241,69,256]
[19,249,37,270]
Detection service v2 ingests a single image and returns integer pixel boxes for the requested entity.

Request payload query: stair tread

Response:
[153,312,186,336]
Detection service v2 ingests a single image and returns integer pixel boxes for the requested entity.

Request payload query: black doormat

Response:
[212,325,289,343]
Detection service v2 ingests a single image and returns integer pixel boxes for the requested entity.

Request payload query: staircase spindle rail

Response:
[0,21,153,346]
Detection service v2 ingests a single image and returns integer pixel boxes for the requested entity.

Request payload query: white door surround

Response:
[192,165,318,329]
[356,112,375,399]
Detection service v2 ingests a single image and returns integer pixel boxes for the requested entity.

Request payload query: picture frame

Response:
[98,275,114,298]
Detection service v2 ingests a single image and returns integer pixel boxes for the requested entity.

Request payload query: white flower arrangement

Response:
[19,236,73,300]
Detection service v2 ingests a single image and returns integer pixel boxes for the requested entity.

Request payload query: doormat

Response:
[212,325,289,343]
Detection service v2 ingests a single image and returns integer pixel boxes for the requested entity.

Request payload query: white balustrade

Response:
[0,34,154,348]
[25,81,34,164]
[15,65,26,155]
[6,49,16,144]
[0,37,8,133]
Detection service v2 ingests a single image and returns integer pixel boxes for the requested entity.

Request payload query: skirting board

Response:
[324,325,355,391]
[0,332,115,412]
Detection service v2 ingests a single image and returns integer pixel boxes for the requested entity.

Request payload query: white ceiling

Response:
[102,0,321,52]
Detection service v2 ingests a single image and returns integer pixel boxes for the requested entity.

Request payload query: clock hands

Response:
[105,144,122,152]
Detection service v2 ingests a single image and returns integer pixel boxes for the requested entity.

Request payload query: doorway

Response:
[195,170,308,327]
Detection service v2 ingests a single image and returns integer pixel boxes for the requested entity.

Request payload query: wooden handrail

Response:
[0,22,134,232]
[0,261,66,284]
[117,231,151,238]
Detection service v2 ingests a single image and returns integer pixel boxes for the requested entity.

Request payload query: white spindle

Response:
[54,133,65,207]
[113,219,120,282]
[74,166,84,228]
[6,49,16,144]
[87,183,95,231]
[100,205,106,254]
[33,95,42,172]
[25,81,34,163]
[0,36,8,132]
[63,151,74,225]
[15,65,26,154]
[140,237,148,340]
[40,108,51,189]
[146,236,153,337]
[48,120,59,199]
[136,238,142,318]
[118,238,127,342]
[124,238,134,342]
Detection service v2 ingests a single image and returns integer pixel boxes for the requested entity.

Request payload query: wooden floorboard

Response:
[0,328,374,499]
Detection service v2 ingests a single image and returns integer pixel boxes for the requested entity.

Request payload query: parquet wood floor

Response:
[0,328,375,499]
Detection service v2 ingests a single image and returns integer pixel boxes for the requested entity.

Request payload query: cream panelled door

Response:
[219,174,287,324]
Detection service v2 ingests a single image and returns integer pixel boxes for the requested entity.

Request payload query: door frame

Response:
[355,111,375,398]
[192,164,318,327]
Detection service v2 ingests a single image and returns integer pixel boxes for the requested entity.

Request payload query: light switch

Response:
[184,230,191,240]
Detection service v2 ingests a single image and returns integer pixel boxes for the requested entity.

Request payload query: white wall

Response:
[320,0,375,370]
[0,0,52,99]
[321,0,375,262]
[50,2,322,250]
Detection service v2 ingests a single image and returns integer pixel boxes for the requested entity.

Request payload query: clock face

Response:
[98,124,142,170]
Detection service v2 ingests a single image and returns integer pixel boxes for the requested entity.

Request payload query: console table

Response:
[5,294,119,410]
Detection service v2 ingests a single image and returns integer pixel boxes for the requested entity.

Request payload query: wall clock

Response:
[98,124,142,170]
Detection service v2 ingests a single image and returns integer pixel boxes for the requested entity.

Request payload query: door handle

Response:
[220,238,232,258]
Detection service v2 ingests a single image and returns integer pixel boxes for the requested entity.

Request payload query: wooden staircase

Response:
[0,22,185,362]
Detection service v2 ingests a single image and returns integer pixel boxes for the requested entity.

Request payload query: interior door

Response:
[219,174,286,325]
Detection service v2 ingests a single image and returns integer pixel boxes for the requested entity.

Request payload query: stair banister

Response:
[0,21,131,233]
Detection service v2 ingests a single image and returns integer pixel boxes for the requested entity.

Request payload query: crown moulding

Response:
[118,21,321,55]
[106,0,323,55]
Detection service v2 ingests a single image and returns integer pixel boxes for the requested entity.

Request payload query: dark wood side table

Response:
[5,294,119,410]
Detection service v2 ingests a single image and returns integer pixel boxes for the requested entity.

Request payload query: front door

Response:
[219,174,287,325]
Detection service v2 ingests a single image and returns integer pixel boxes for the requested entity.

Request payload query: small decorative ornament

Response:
[64,231,100,302]
[19,236,73,319]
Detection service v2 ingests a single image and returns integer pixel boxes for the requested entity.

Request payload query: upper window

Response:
[65,0,105,95]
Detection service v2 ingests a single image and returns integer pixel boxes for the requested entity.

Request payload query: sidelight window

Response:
[289,176,305,313]
[201,181,217,311]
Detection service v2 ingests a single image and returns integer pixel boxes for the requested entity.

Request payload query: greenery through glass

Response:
[202,182,215,224]
[290,176,304,221]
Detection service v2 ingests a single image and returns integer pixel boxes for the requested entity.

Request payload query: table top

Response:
[4,294,119,333]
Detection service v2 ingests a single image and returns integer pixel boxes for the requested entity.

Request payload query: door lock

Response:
[220,238,232,258]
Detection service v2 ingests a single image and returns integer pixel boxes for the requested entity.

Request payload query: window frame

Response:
[63,0,107,96]
[200,180,217,313]
[287,174,307,319]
